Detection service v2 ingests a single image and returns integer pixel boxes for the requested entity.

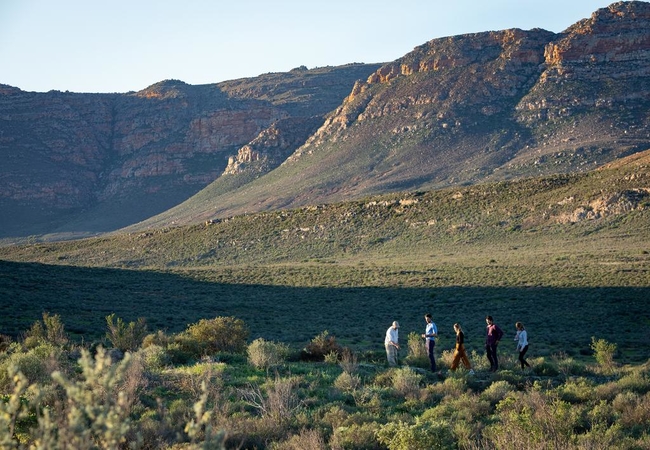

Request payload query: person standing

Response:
[421,313,438,372]
[515,322,531,370]
[385,321,400,366]
[450,323,474,374]
[485,315,504,372]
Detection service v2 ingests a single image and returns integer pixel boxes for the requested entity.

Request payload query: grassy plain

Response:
[1,175,649,362]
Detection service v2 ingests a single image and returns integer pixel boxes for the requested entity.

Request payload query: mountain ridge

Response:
[1,1,649,240]
[128,1,650,231]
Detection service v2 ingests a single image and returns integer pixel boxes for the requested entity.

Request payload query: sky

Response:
[0,0,614,94]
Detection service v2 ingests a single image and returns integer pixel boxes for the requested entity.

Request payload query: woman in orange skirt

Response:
[450,323,474,374]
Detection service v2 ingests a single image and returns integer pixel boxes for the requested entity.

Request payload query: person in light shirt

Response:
[421,313,438,372]
[514,322,531,370]
[385,321,400,366]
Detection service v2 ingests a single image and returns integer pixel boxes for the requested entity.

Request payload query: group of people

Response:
[384,315,531,373]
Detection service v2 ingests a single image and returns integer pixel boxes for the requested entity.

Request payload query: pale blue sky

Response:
[0,0,613,93]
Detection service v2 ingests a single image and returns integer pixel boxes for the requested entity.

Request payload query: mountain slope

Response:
[130,1,650,231]
[0,64,381,239]
[4,147,648,269]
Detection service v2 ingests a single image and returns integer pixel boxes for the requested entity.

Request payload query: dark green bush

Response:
[301,331,342,361]
[105,314,148,352]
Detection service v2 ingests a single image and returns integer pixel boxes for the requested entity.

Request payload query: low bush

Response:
[247,338,290,371]
[0,335,11,353]
[271,428,327,450]
[404,332,428,367]
[0,343,62,391]
[391,367,422,399]
[334,371,362,392]
[377,418,456,450]
[138,344,170,373]
[330,422,381,450]
[302,331,342,361]
[185,316,249,355]
[480,380,515,405]
[338,348,359,375]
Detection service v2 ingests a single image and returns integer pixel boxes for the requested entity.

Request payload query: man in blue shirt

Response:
[422,313,438,372]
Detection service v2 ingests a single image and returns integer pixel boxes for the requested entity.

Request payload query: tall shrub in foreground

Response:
[0,347,142,448]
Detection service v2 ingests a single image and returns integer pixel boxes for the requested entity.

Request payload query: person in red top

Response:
[485,315,504,372]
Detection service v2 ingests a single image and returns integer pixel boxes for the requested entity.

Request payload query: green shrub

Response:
[166,338,201,365]
[480,380,515,405]
[591,337,617,374]
[324,351,339,365]
[138,344,169,373]
[301,331,342,361]
[0,335,12,353]
[557,377,598,403]
[330,422,380,450]
[142,330,171,349]
[338,348,359,374]
[377,418,455,450]
[532,360,560,377]
[391,367,422,399]
[424,376,468,402]
[0,343,61,391]
[270,428,326,450]
[334,371,362,392]
[612,392,650,429]
[106,314,148,353]
[552,352,586,377]
[42,313,68,347]
[238,376,303,426]
[616,370,650,395]
[487,390,580,449]
[422,392,490,423]
[185,316,249,355]
[23,313,68,349]
[405,331,428,367]
[247,338,290,370]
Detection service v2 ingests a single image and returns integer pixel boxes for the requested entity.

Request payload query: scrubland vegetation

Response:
[1,160,648,448]
[1,312,649,449]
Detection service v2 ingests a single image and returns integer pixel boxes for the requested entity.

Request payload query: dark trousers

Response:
[426,339,436,372]
[486,343,498,371]
[519,345,530,369]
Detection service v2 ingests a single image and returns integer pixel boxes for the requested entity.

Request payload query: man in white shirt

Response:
[385,321,400,366]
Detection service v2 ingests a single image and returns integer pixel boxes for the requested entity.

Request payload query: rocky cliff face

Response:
[0,64,381,238]
[282,1,650,196]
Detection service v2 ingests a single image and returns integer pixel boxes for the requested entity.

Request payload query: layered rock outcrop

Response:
[0,64,381,237]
